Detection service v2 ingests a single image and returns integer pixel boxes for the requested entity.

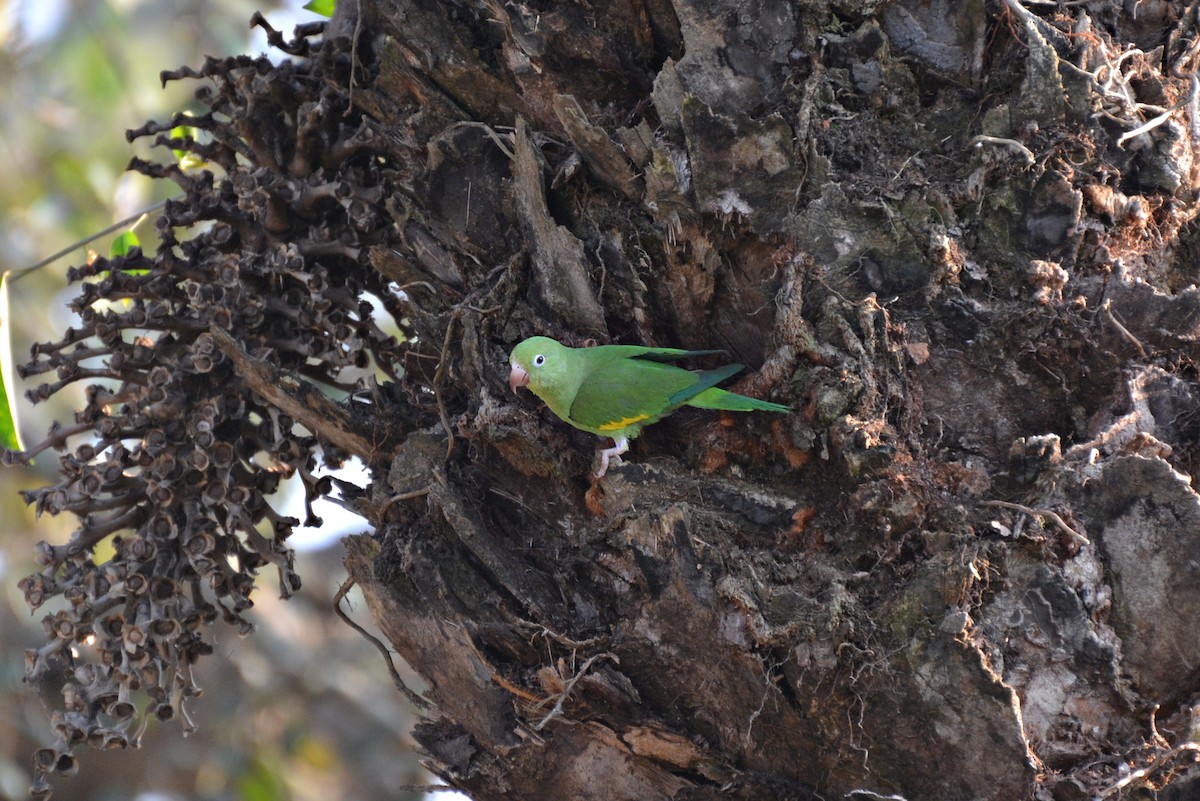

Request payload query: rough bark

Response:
[335,1,1200,799]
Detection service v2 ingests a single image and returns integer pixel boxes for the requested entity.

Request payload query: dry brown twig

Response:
[534,652,618,731]
[981,500,1091,545]
[1101,299,1147,357]
[334,577,431,710]
[1095,741,1200,799]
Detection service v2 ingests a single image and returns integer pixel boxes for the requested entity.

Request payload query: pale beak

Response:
[509,364,529,393]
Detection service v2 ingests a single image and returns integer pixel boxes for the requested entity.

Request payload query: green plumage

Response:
[508,336,789,476]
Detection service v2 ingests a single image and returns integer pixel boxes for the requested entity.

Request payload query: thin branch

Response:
[446,121,515,160]
[1095,742,1200,799]
[980,500,1090,545]
[9,199,171,282]
[1116,76,1199,146]
[1102,299,1147,357]
[210,327,379,459]
[379,487,431,519]
[333,577,431,710]
[970,136,1036,166]
[346,0,364,112]
[534,652,616,731]
[395,787,463,794]
[512,618,604,650]
[432,312,459,462]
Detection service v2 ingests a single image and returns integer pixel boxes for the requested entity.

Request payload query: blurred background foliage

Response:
[0,2,432,799]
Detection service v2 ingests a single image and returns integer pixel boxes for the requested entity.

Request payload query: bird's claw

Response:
[594,436,630,479]
[594,453,622,478]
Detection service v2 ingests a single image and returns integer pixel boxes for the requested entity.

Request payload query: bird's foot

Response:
[595,452,623,478]
[594,436,630,478]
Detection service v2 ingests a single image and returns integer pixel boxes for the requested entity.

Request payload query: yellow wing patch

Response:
[596,414,651,431]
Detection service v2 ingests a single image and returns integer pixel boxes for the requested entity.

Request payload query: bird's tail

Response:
[688,387,789,413]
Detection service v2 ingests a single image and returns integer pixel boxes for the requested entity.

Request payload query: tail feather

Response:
[688,387,790,413]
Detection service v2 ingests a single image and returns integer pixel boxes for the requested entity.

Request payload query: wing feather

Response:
[630,348,725,363]
[666,364,743,405]
[568,358,694,432]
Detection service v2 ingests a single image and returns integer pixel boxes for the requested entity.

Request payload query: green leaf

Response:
[110,231,149,276]
[303,0,337,17]
[110,230,140,258]
[235,756,289,801]
[0,274,24,452]
[170,120,198,162]
[171,117,211,173]
[178,152,209,174]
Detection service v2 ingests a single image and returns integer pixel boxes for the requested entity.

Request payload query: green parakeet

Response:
[508,336,790,477]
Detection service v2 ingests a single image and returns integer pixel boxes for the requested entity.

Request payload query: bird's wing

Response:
[628,347,725,363]
[568,358,691,433]
[666,364,743,405]
[567,357,742,433]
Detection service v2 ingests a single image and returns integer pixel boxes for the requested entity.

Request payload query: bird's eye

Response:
[533,354,546,367]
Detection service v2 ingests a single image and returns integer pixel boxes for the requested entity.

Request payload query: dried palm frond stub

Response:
[10,16,404,799]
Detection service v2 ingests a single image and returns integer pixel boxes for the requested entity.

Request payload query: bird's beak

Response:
[509,364,529,393]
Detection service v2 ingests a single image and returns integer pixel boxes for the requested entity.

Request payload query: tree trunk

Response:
[339,1,1200,798]
[19,0,1200,799]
